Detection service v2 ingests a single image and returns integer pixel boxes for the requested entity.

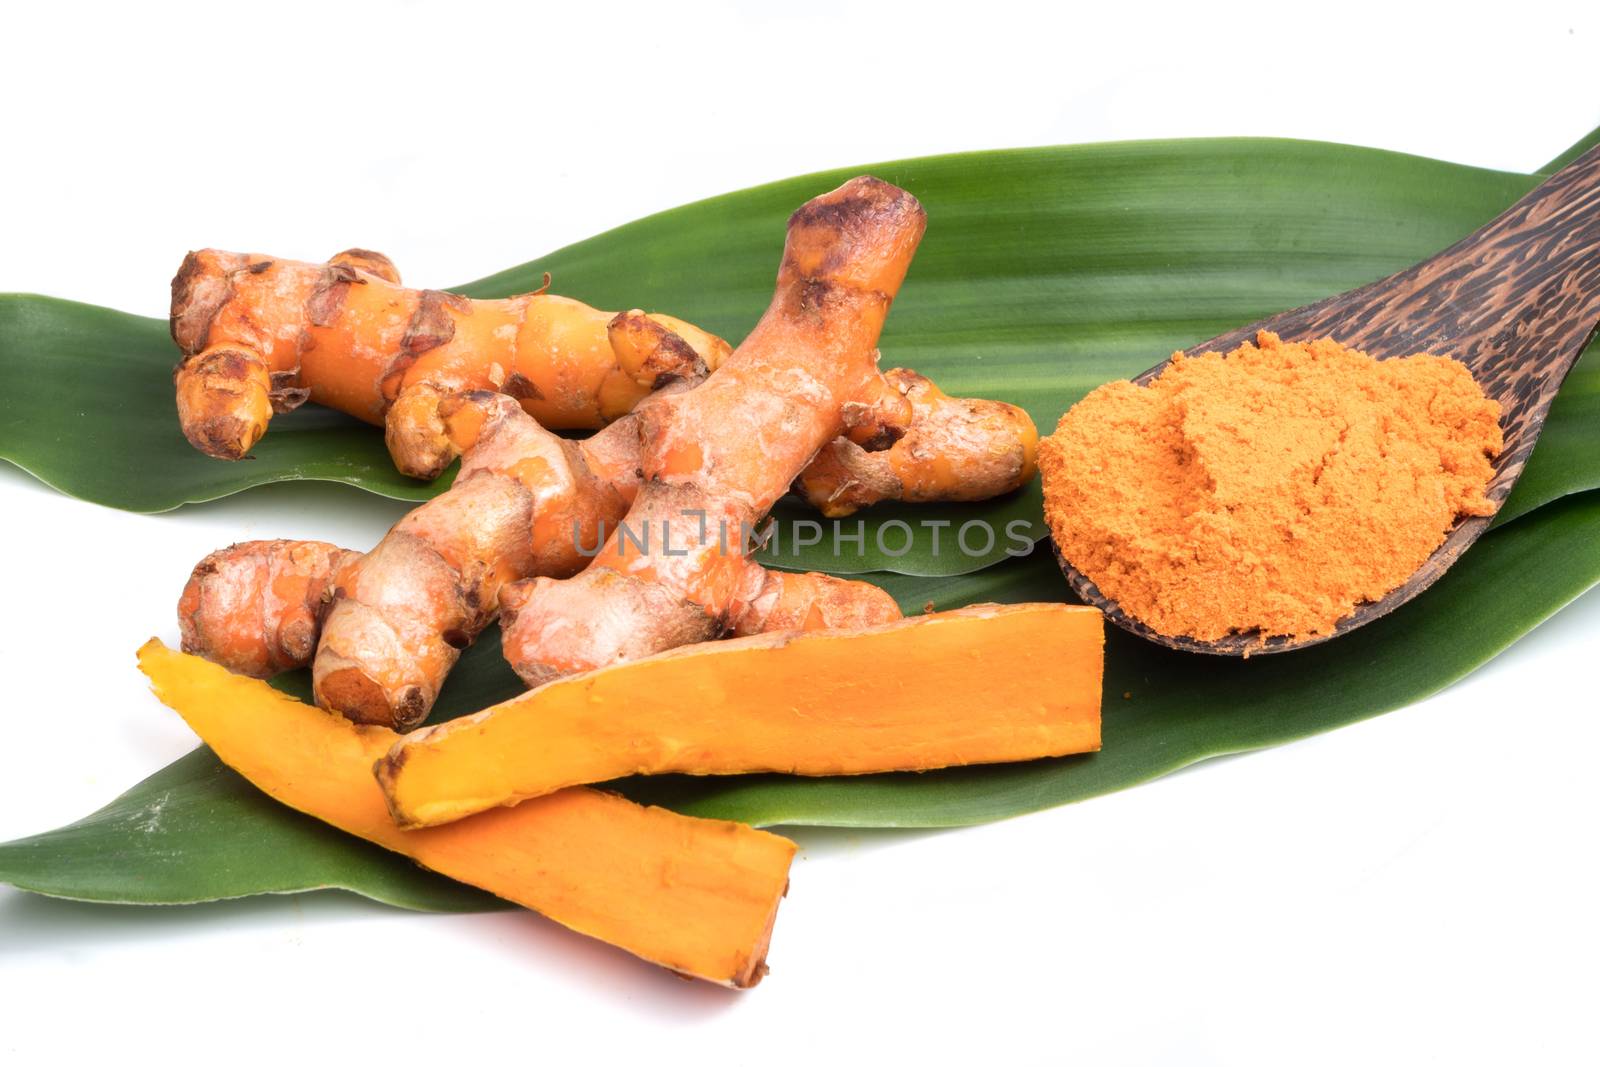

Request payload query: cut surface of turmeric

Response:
[377,603,1104,830]
[1039,331,1503,641]
[138,639,795,988]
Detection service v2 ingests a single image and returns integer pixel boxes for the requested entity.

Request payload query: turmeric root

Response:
[182,532,900,730]
[176,179,1043,722]
[178,393,632,725]
[178,540,360,677]
[728,569,901,637]
[377,603,1103,829]
[138,639,795,987]
[500,176,927,687]
[180,391,900,729]
[170,248,732,477]
[796,369,1040,517]
[310,391,632,727]
[315,393,899,727]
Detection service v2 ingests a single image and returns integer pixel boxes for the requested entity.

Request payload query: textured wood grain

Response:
[1059,144,1600,655]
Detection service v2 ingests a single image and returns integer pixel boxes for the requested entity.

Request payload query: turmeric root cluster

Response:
[171,241,1035,490]
[499,177,931,686]
[177,176,1039,728]
[167,176,1066,986]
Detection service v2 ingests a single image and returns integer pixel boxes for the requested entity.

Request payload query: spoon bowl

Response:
[1055,143,1600,655]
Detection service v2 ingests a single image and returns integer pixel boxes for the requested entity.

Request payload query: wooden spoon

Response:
[1055,143,1600,655]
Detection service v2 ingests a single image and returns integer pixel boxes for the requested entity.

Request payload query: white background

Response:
[3,2,1597,1064]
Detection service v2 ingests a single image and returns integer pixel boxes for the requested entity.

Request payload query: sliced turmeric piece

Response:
[378,603,1103,830]
[137,639,795,988]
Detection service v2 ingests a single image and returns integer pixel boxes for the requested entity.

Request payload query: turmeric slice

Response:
[137,639,796,988]
[377,603,1104,830]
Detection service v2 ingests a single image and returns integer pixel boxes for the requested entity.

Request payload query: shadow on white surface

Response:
[461,909,744,1016]
[145,475,415,526]
[785,824,948,859]
[0,457,410,530]
[0,459,68,505]
[0,886,383,954]
[0,886,743,1015]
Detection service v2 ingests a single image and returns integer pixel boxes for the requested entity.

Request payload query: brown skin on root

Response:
[178,540,360,678]
[498,176,927,688]
[174,181,1041,726]
[170,249,1039,500]
[311,392,632,729]
[170,248,731,477]
[796,368,1040,517]
[180,391,900,730]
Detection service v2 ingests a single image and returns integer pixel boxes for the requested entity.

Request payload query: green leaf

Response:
[0,632,527,911]
[5,133,1600,907]
[0,295,441,512]
[617,492,1600,826]
[2,493,1593,911]
[1497,344,1600,526]
[5,138,1599,575]
[0,746,503,911]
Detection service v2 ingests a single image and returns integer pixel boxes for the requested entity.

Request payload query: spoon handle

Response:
[1187,143,1600,496]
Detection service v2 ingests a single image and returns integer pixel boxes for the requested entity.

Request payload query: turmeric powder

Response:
[1039,332,1503,642]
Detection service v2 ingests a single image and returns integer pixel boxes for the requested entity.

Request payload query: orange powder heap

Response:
[1039,331,1503,642]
